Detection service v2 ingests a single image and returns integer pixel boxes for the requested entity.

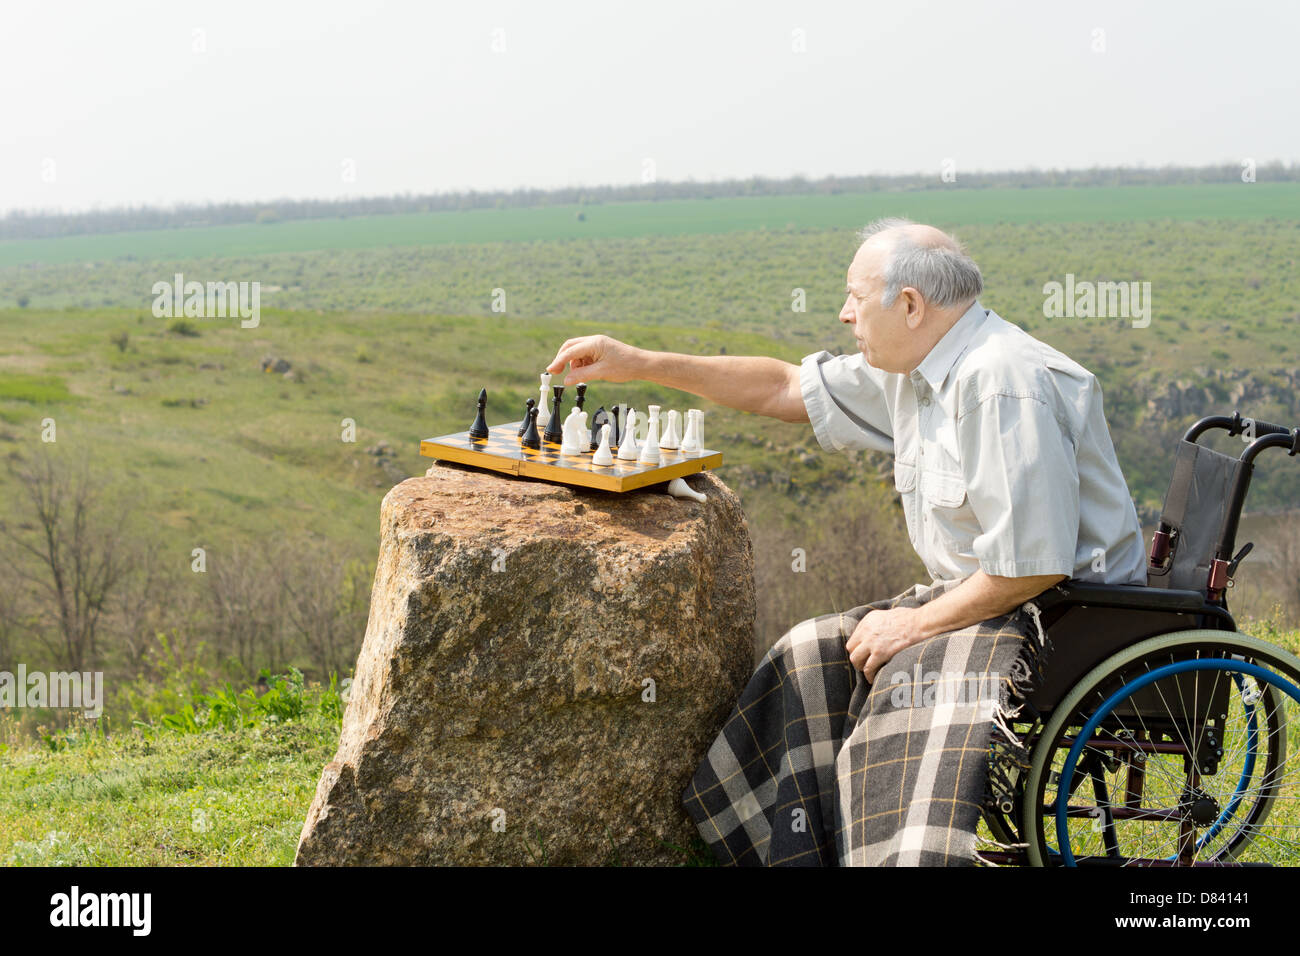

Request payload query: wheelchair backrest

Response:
[1146,440,1248,593]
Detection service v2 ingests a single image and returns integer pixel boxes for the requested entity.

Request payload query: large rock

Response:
[295,461,755,865]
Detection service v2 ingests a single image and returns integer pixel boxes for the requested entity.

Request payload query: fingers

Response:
[563,361,603,386]
[546,337,598,376]
[545,344,575,374]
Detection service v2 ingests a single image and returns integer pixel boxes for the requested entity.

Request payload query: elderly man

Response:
[546,218,1145,866]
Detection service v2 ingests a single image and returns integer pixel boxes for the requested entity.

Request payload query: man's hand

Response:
[846,607,928,683]
[547,335,644,385]
[845,571,1065,683]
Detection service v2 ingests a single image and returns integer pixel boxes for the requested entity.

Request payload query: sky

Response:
[2,0,1297,215]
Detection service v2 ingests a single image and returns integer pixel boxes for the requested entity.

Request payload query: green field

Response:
[2,183,1297,268]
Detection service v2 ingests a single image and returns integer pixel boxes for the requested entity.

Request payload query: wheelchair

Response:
[980,411,1300,867]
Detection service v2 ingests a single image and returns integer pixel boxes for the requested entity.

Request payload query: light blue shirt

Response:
[799,300,1146,585]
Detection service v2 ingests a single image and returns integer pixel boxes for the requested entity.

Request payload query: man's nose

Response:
[839,296,856,323]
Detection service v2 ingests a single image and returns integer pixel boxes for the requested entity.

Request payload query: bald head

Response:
[852,217,982,310]
[840,218,984,374]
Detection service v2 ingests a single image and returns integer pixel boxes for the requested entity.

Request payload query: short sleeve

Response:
[799,351,894,454]
[957,392,1079,577]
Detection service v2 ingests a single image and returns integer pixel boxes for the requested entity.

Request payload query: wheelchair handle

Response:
[1183,410,1300,460]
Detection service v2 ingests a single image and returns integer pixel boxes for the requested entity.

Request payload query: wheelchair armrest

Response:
[1031,579,1211,614]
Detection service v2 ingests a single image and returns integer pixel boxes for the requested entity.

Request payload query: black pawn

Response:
[517,398,536,438]
[521,406,541,449]
[468,387,489,440]
[589,406,608,451]
[575,382,588,412]
[543,385,565,445]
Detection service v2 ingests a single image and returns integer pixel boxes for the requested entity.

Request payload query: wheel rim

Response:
[1053,657,1300,866]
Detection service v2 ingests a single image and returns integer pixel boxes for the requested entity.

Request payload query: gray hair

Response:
[856,217,983,309]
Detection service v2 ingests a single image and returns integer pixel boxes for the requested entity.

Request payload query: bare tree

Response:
[272,541,370,680]
[0,450,127,671]
[750,483,924,657]
[201,543,287,679]
[1266,530,1300,620]
[109,536,180,673]
[0,582,18,671]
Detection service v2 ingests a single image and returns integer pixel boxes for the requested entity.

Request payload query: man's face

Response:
[839,240,908,372]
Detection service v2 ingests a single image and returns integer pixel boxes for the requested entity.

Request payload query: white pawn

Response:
[618,408,639,460]
[537,372,552,428]
[591,423,614,466]
[680,409,702,456]
[638,405,661,465]
[560,407,588,456]
[667,477,707,502]
[659,410,681,450]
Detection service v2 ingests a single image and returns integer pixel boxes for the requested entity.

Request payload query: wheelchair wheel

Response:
[1022,630,1300,867]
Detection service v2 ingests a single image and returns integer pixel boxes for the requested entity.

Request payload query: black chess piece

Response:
[468,388,490,440]
[608,403,623,448]
[521,406,541,449]
[574,382,588,412]
[589,406,608,451]
[543,385,565,445]
[517,398,535,438]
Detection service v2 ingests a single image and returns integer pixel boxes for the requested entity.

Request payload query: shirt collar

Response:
[911,299,987,392]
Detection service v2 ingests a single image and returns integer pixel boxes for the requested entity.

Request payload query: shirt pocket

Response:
[920,470,966,508]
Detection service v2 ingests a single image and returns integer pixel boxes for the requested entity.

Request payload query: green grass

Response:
[0,372,73,403]
[1,183,1296,268]
[0,712,339,866]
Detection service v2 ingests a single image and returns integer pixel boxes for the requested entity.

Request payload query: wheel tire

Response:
[1022,629,1300,867]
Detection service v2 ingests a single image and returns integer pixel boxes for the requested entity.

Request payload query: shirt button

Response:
[920,396,931,406]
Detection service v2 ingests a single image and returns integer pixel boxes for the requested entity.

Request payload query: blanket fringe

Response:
[981,599,1053,827]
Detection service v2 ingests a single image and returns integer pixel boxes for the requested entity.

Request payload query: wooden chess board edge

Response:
[419,430,723,493]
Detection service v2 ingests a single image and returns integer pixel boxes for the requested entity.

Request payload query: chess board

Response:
[420,421,723,492]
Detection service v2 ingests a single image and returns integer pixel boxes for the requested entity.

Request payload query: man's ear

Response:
[900,287,925,330]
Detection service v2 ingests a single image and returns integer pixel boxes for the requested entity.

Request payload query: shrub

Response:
[166,318,200,337]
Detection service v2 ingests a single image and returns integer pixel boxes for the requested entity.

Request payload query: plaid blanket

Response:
[681,577,1046,866]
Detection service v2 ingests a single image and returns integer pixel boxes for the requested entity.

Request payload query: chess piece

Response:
[543,385,565,445]
[638,405,661,464]
[537,373,552,428]
[560,407,588,456]
[617,408,640,460]
[680,408,702,456]
[667,477,707,503]
[608,403,624,448]
[517,398,536,438]
[591,423,614,466]
[521,405,541,450]
[589,406,608,450]
[574,382,588,412]
[660,409,681,450]
[469,388,490,440]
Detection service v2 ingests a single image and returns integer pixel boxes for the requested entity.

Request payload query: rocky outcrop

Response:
[295,461,756,866]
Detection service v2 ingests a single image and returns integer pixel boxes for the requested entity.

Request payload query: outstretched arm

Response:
[546,334,809,423]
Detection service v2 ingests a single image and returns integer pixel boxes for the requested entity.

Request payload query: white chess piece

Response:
[666,477,707,503]
[660,410,681,450]
[560,407,588,456]
[693,409,704,448]
[638,406,661,464]
[591,423,614,465]
[618,408,639,460]
[537,372,552,428]
[680,408,702,456]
